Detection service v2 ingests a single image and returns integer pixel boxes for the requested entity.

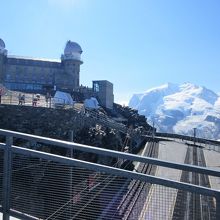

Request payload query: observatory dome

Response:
[0,38,7,55]
[64,41,82,55]
[62,40,82,61]
[0,38,5,50]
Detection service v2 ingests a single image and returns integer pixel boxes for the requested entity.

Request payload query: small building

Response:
[93,80,114,109]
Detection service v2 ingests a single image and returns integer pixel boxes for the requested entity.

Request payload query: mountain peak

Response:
[129,82,220,140]
[144,82,178,93]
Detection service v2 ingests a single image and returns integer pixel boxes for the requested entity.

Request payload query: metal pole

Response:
[152,121,155,140]
[49,96,51,108]
[2,135,13,220]
[69,130,74,143]
[193,128,196,145]
[10,93,12,105]
[216,193,220,220]
[69,130,74,157]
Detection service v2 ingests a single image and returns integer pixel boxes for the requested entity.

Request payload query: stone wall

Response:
[0,104,147,154]
[0,104,96,140]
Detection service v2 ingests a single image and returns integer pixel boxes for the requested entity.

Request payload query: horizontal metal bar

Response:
[0,143,5,150]
[12,145,220,197]
[9,209,39,220]
[156,132,220,146]
[1,129,219,177]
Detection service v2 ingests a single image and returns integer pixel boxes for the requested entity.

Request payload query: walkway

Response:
[140,141,188,220]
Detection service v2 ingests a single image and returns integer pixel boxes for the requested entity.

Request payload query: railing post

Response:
[2,136,13,220]
[69,130,74,157]
[9,94,12,105]
[216,193,220,220]
[49,97,52,108]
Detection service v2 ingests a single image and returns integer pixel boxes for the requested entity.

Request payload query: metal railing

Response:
[0,93,71,108]
[156,132,220,153]
[0,129,220,219]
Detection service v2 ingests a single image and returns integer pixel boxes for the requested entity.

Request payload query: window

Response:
[93,82,100,92]
[26,84,34,90]
[6,73,11,80]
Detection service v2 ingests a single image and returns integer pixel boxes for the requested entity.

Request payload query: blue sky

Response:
[1,0,220,103]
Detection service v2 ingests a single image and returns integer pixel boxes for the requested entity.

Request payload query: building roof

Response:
[7,55,60,63]
[0,38,5,49]
[64,40,82,55]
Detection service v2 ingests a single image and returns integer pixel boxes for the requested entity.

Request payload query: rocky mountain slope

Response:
[129,82,220,140]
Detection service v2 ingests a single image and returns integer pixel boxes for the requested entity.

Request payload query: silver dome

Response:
[0,38,5,49]
[64,40,82,55]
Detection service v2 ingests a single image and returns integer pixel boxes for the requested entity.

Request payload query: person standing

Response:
[18,93,22,105]
[46,92,50,107]
[32,96,37,107]
[0,88,2,104]
[21,94,25,105]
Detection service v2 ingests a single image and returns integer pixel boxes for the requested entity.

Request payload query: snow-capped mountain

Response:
[129,83,220,140]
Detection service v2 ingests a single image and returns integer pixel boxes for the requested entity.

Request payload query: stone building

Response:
[0,38,114,109]
[0,39,82,92]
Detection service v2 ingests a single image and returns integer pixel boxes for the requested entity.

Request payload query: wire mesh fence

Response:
[139,184,216,220]
[0,93,67,108]
[0,149,4,209]
[1,130,220,219]
[0,93,47,107]
[10,153,129,219]
[11,154,74,219]
[8,152,218,220]
[9,152,151,220]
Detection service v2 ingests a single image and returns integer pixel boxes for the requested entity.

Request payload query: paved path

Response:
[203,149,220,190]
[0,213,20,219]
[140,141,188,220]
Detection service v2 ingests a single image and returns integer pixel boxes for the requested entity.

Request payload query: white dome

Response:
[62,40,83,61]
[0,38,5,49]
[64,40,82,55]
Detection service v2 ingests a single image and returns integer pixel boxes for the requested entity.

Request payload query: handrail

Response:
[0,129,220,177]
[11,145,220,197]
[156,132,220,147]
[1,129,220,220]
